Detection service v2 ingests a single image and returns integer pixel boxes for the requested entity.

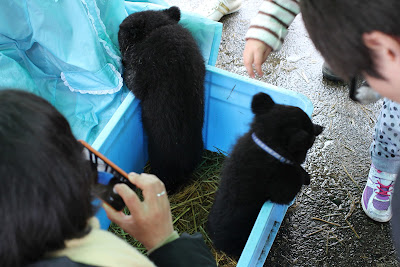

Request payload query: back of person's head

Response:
[0,90,95,266]
[300,0,400,81]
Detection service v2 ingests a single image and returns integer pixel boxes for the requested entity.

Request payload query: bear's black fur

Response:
[207,92,323,257]
[118,7,205,192]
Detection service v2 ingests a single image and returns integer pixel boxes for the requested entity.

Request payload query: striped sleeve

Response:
[245,0,300,51]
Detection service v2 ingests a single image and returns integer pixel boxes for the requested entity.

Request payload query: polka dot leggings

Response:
[371,99,400,174]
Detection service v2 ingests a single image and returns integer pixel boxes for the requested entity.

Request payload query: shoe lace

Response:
[376,181,394,197]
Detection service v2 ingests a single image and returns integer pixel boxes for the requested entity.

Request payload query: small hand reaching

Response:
[243,39,272,78]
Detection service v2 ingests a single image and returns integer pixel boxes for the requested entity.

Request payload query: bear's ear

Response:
[313,124,323,136]
[164,6,181,22]
[251,92,275,115]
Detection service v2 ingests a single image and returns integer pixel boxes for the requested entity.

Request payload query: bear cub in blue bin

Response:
[118,7,205,192]
[207,92,323,257]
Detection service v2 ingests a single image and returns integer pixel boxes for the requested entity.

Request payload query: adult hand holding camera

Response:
[104,172,174,251]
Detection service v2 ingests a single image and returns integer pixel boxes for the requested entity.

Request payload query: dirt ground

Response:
[169,0,400,266]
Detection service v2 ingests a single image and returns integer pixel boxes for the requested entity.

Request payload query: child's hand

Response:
[243,39,272,78]
[104,172,174,251]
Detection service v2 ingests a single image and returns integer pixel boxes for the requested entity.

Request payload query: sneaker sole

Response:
[207,4,242,21]
[321,63,344,82]
[225,4,242,15]
[322,71,344,82]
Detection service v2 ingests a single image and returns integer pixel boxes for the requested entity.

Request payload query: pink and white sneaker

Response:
[361,164,396,222]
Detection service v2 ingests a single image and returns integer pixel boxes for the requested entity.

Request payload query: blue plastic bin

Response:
[92,65,313,266]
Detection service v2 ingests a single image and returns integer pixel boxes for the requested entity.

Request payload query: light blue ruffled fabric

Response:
[0,0,222,143]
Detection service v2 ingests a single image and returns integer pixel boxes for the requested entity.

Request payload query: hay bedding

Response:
[108,150,238,267]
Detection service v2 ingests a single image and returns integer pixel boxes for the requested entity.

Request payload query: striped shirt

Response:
[245,0,300,51]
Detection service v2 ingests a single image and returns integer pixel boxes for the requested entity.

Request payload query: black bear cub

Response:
[118,7,205,192]
[207,92,323,257]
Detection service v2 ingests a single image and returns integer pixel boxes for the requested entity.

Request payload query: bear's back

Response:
[120,10,206,192]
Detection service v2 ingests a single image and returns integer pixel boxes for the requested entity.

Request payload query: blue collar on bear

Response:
[251,133,295,165]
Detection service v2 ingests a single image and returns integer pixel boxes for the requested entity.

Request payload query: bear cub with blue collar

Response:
[118,7,205,192]
[207,92,323,257]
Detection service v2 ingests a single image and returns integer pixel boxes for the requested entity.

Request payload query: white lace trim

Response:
[92,0,122,69]
[60,63,123,95]
[93,0,109,37]
[80,0,122,70]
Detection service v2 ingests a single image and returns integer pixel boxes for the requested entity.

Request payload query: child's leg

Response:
[362,99,399,222]
[370,99,400,172]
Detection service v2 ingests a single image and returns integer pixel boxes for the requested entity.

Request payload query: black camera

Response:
[79,140,136,211]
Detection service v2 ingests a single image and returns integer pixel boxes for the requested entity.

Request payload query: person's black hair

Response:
[0,90,96,266]
[300,0,400,81]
